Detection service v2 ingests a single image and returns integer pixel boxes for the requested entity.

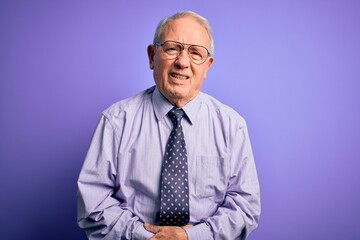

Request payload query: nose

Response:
[174,49,190,68]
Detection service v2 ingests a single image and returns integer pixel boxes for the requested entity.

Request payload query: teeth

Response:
[171,73,188,80]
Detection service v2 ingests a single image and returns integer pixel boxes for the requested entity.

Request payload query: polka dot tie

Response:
[159,108,190,226]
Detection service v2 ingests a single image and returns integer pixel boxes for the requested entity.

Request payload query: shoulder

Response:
[199,92,247,128]
[102,86,155,119]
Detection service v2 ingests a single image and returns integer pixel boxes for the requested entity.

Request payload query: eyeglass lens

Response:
[161,41,208,63]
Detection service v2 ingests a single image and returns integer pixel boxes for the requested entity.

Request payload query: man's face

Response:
[147,17,214,107]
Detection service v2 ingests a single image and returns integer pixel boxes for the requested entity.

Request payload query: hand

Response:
[144,223,193,240]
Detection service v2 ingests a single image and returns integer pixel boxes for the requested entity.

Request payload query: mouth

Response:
[170,72,189,80]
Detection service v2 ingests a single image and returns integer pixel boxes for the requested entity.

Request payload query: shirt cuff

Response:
[133,222,154,240]
[185,222,213,240]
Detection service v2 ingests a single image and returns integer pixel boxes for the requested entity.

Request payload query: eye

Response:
[163,43,182,55]
[190,50,201,56]
[165,47,179,53]
[189,48,204,60]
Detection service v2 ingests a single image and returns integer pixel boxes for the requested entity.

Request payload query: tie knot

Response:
[167,108,185,127]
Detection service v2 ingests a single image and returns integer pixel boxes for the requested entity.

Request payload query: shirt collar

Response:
[152,86,201,125]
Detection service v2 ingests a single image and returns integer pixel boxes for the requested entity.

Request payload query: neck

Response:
[163,94,191,108]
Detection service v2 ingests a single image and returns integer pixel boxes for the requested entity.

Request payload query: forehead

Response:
[161,17,210,46]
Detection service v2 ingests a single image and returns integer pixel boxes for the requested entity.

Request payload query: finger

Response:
[181,224,193,229]
[144,223,161,233]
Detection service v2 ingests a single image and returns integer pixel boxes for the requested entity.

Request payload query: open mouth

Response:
[170,73,189,80]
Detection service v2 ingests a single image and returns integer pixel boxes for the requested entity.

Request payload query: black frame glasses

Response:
[154,40,211,64]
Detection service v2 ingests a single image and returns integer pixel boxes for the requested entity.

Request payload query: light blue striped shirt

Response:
[77,86,260,239]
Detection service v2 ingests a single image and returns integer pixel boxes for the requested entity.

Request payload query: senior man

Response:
[77,11,260,240]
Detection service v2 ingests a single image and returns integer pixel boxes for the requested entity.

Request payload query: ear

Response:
[207,56,214,68]
[203,56,214,79]
[147,44,156,70]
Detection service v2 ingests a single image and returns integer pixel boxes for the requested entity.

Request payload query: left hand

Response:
[144,223,192,240]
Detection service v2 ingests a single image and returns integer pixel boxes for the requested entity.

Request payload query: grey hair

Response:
[153,11,214,55]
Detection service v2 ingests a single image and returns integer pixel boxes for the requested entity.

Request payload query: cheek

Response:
[193,68,207,83]
[153,65,168,87]
[202,67,210,79]
[155,61,170,77]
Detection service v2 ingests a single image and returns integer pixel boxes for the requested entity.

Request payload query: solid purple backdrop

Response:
[1,1,359,239]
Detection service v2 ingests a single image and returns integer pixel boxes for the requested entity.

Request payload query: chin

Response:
[169,88,188,98]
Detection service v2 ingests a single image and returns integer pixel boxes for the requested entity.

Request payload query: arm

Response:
[77,115,153,240]
[185,123,261,240]
[144,223,192,240]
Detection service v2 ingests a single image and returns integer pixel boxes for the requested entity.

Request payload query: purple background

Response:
[1,1,359,239]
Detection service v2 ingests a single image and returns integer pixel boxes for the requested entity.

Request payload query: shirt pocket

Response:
[195,156,229,200]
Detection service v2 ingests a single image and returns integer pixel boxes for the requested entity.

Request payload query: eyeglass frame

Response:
[153,40,212,65]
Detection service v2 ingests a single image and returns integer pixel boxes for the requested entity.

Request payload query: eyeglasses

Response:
[154,40,211,64]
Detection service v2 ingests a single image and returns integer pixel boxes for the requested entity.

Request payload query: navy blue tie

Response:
[159,108,190,226]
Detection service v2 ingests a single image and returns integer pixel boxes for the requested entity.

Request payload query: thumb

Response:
[144,223,161,233]
[181,224,193,229]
